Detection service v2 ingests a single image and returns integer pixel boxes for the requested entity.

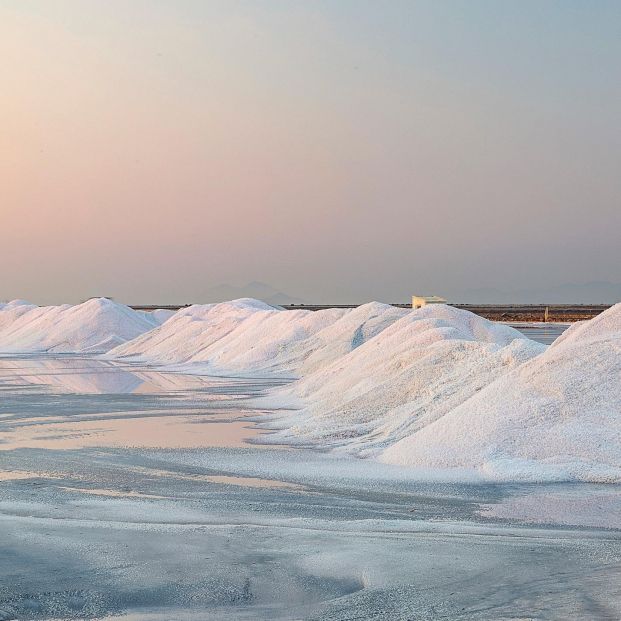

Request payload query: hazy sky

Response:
[2,0,620,304]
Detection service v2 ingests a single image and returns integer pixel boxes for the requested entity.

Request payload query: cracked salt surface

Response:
[1,354,621,620]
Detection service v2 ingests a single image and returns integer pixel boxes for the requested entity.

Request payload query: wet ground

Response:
[1,350,620,620]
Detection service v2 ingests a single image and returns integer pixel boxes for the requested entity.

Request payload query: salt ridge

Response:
[0,298,169,353]
[109,299,621,481]
[380,303,621,482]
[260,305,544,458]
[108,299,406,377]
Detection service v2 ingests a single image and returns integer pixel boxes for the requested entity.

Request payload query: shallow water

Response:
[510,322,569,345]
[1,354,620,620]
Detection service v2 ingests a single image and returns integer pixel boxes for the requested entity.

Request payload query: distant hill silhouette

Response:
[202,281,306,306]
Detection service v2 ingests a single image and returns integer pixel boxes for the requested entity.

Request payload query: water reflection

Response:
[0,355,281,452]
[0,357,226,394]
[0,415,265,451]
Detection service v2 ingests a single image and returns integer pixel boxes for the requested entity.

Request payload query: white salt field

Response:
[0,299,620,619]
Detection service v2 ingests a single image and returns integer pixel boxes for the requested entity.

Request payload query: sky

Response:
[1,0,620,304]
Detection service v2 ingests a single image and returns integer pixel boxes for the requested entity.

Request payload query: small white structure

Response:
[412,295,447,309]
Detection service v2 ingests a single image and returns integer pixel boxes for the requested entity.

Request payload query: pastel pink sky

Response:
[1,1,620,304]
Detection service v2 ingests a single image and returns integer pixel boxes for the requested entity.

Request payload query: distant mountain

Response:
[453,282,621,304]
[202,281,306,306]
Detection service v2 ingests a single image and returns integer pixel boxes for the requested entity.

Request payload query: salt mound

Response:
[0,300,38,331]
[380,303,621,482]
[291,302,410,375]
[109,299,407,377]
[1,299,33,308]
[108,298,284,367]
[183,307,348,375]
[135,308,176,326]
[181,301,408,376]
[148,308,176,324]
[0,298,159,353]
[262,304,544,455]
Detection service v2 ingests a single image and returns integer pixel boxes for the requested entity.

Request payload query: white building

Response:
[411,295,447,309]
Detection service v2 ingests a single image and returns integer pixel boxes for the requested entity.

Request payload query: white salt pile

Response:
[0,300,38,331]
[0,298,165,354]
[136,308,176,326]
[380,303,621,482]
[4,292,618,483]
[261,304,544,456]
[108,298,286,368]
[0,299,33,308]
[109,299,408,377]
[290,302,409,375]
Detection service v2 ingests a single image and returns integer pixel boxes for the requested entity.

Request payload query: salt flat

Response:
[1,355,621,620]
[1,299,620,619]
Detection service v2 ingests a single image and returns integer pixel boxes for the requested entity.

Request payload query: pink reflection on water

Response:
[0,416,268,451]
